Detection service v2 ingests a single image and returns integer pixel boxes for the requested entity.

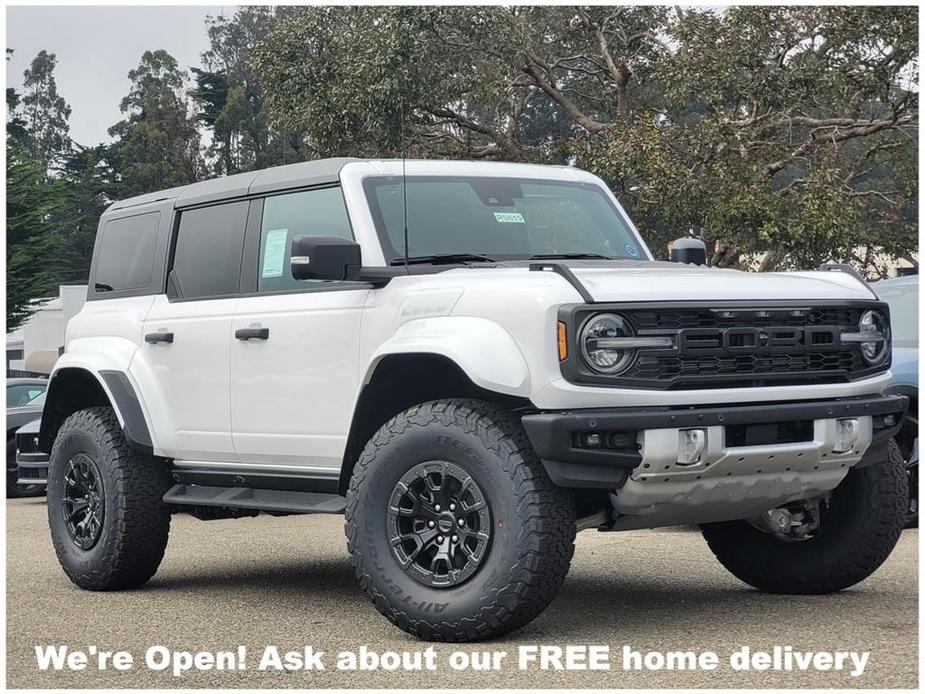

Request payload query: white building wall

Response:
[6,285,88,374]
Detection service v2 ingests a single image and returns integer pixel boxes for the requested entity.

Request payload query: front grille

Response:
[560,302,889,390]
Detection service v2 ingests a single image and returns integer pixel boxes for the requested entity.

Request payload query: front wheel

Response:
[701,440,907,594]
[346,399,576,642]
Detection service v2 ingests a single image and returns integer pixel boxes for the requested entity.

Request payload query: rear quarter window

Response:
[94,212,160,292]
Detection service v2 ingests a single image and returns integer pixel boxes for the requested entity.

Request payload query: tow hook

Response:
[751,496,826,540]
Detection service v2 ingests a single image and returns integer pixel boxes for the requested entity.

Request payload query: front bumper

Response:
[15,425,49,486]
[522,394,907,490]
[16,454,49,486]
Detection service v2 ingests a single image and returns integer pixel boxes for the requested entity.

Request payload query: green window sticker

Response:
[493,212,525,223]
[261,228,289,278]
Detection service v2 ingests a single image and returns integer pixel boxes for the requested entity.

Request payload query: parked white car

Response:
[39,159,907,641]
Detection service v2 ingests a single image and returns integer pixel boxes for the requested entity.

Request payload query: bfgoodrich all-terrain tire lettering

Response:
[701,440,907,594]
[48,407,171,590]
[345,399,576,642]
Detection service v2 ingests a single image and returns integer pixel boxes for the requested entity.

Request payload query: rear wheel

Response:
[48,407,171,590]
[346,399,575,641]
[701,440,907,594]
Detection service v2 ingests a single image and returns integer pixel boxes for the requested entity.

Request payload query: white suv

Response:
[40,159,908,641]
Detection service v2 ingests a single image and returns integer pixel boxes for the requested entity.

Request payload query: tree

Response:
[21,49,72,169]
[6,50,29,147]
[55,144,116,282]
[191,7,303,175]
[107,49,201,198]
[6,144,66,330]
[250,6,917,275]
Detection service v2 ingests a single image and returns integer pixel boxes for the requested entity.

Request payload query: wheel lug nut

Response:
[452,535,458,542]
[457,518,464,526]
[437,535,444,542]
[449,503,456,511]
[428,520,435,528]
[435,504,441,512]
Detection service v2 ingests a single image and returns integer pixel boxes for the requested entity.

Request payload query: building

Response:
[6,285,87,375]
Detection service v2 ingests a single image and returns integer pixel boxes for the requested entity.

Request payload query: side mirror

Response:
[290,236,361,281]
[669,237,708,266]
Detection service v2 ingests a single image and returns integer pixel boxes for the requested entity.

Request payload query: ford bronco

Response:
[39,159,907,641]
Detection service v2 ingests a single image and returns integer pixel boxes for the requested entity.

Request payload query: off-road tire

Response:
[346,399,576,641]
[7,439,46,498]
[48,407,171,590]
[701,440,907,594]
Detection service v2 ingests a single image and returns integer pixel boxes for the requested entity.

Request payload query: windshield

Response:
[877,280,918,348]
[363,176,647,263]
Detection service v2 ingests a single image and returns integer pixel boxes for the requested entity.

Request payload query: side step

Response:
[163,484,346,515]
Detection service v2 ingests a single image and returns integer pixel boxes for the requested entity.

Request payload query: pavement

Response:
[6,496,918,689]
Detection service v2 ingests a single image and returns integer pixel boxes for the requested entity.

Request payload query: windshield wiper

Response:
[391,253,498,266]
[529,253,616,260]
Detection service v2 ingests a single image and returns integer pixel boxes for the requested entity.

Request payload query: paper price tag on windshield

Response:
[262,228,288,278]
[493,212,525,223]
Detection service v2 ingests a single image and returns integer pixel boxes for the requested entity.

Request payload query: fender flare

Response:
[363,316,531,396]
[40,340,156,455]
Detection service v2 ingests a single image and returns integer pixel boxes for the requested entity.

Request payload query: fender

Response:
[41,337,158,455]
[364,316,531,397]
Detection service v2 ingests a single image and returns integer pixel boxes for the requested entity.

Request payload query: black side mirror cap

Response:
[290,236,361,281]
[669,237,708,266]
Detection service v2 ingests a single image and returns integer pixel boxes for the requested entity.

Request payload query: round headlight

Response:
[580,313,636,374]
[858,310,889,364]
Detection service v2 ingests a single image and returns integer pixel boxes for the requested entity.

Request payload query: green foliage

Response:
[21,50,71,169]
[250,5,917,276]
[107,49,201,198]
[55,145,115,283]
[192,7,301,175]
[6,144,66,330]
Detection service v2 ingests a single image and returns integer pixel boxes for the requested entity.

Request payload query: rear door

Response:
[139,201,249,462]
[230,187,369,476]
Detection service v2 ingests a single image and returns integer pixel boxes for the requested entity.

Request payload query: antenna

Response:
[400,97,409,269]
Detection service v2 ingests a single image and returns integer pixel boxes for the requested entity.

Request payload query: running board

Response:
[163,484,346,515]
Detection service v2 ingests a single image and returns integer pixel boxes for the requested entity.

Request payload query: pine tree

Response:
[107,49,202,198]
[21,50,72,169]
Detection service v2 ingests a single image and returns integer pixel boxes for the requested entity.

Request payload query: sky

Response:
[6,6,225,145]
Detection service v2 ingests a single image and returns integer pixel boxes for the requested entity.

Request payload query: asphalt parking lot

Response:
[6,496,918,689]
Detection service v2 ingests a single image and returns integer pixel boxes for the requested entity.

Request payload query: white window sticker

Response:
[493,212,525,224]
[261,228,289,278]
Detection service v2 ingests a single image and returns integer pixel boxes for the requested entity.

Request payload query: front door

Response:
[230,186,369,475]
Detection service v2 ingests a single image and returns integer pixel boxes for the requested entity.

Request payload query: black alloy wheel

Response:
[62,453,105,550]
[387,461,492,588]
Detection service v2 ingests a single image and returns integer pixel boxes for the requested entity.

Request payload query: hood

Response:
[564,263,878,303]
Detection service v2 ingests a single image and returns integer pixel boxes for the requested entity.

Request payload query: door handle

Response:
[145,331,174,344]
[235,327,270,341]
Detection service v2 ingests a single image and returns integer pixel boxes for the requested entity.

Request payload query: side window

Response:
[95,212,159,292]
[170,201,248,300]
[7,384,45,407]
[258,187,354,292]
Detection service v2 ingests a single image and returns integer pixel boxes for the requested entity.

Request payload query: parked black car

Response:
[6,381,48,498]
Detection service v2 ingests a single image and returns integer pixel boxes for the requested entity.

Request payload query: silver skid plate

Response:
[609,417,872,530]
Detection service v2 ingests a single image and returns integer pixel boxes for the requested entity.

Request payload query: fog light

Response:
[580,432,602,448]
[677,428,706,465]
[833,418,860,453]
